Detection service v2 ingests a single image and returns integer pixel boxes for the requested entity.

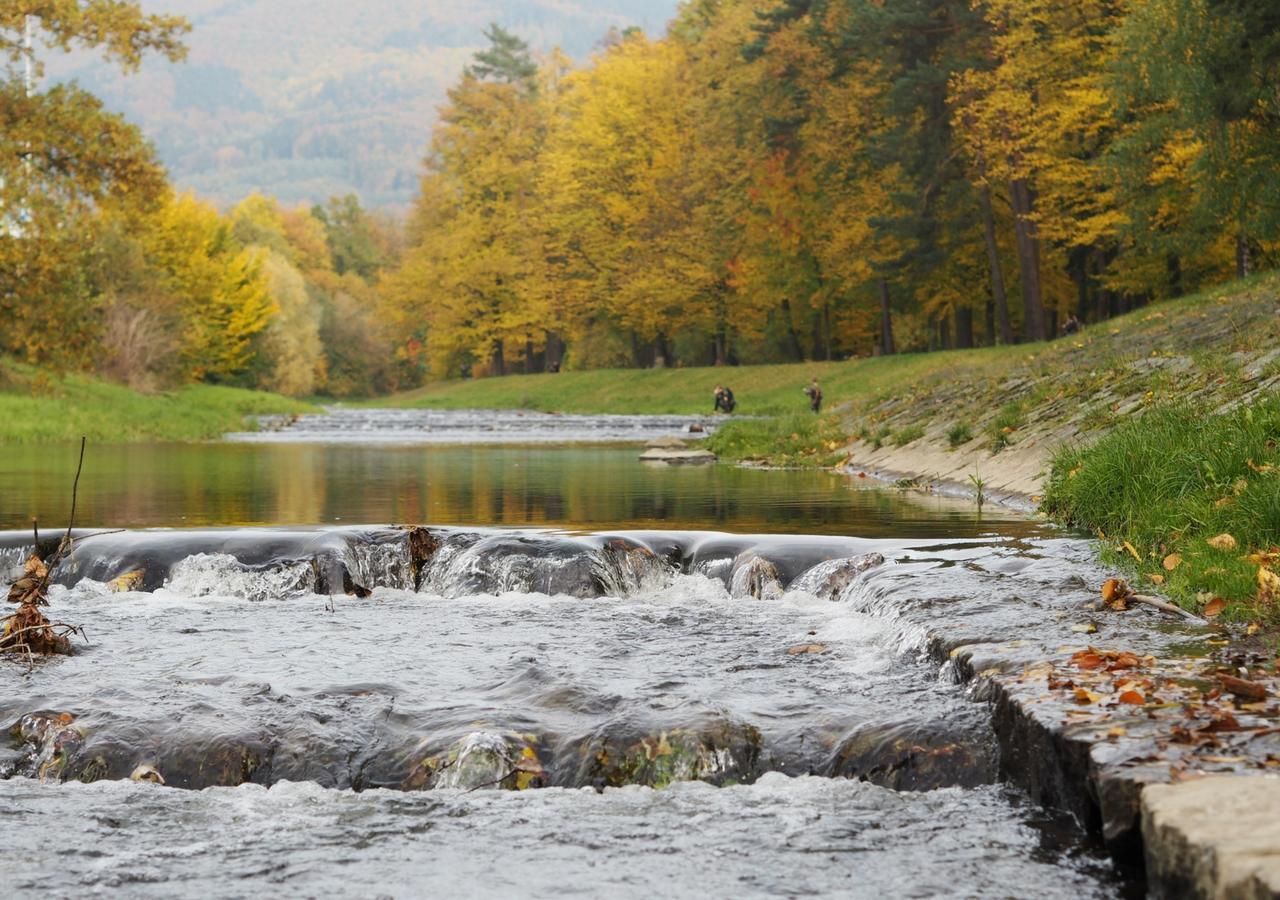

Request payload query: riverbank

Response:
[0,360,314,444]
[699,276,1280,623]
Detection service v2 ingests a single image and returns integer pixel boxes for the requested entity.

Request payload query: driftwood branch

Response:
[1130,593,1207,624]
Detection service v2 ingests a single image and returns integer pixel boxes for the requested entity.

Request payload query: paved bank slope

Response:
[836,277,1280,501]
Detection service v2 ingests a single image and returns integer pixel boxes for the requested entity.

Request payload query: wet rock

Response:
[1143,777,1280,900]
[728,553,783,600]
[403,732,545,792]
[8,712,84,783]
[577,720,762,789]
[828,721,996,792]
[403,526,441,590]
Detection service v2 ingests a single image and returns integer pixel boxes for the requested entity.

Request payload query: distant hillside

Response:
[44,0,680,210]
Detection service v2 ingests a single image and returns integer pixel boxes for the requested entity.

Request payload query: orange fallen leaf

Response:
[787,643,828,656]
[1074,688,1103,705]
[1117,690,1146,705]
[1122,541,1142,562]
[1163,553,1183,572]
[1102,578,1132,605]
[1207,534,1238,552]
[1203,598,1226,618]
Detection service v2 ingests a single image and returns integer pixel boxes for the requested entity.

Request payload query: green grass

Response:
[704,413,848,467]
[371,349,1017,417]
[0,361,314,444]
[947,423,973,447]
[987,401,1028,453]
[1043,398,1280,623]
[892,424,926,447]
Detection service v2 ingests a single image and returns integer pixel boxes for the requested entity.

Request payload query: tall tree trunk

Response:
[491,339,506,377]
[1092,251,1109,323]
[780,299,804,361]
[956,306,974,349]
[653,334,670,369]
[979,182,1014,345]
[878,279,896,356]
[985,297,996,346]
[544,331,562,372]
[1167,255,1183,298]
[927,315,939,352]
[524,337,535,375]
[823,302,833,361]
[939,314,952,350]
[1237,227,1252,279]
[1010,177,1047,342]
[1070,247,1090,320]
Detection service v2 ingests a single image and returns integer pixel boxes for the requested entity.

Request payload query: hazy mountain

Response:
[45,0,682,210]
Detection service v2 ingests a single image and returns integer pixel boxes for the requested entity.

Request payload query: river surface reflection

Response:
[1,442,1045,537]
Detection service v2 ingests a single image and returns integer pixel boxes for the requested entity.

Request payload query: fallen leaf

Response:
[1107,726,1128,739]
[1208,534,1238,552]
[1072,650,1105,670]
[1218,674,1268,702]
[787,643,827,656]
[1203,710,1243,732]
[1163,553,1183,572]
[1203,598,1226,618]
[1247,459,1277,475]
[1258,567,1280,603]
[1071,623,1098,634]
[1074,688,1104,705]
[1102,578,1132,605]
[1122,541,1142,562]
[1149,574,1166,586]
[1117,690,1146,705]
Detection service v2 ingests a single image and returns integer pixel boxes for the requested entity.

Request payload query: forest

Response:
[4,0,1280,392]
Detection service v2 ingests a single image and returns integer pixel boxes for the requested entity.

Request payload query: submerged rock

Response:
[7,712,84,783]
[827,720,996,792]
[402,732,545,792]
[577,719,762,789]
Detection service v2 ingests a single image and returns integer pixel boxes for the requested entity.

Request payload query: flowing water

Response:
[0,411,1146,898]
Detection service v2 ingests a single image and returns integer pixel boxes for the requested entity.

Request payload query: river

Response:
[0,411,1142,898]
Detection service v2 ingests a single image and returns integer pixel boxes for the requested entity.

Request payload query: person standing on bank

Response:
[803,378,823,414]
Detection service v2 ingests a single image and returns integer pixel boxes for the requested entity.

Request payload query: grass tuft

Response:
[1043,397,1280,622]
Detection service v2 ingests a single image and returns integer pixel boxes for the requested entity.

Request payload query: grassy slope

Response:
[0,361,313,444]
[378,349,1017,417]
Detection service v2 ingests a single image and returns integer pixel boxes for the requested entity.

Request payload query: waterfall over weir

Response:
[0,524,1160,897]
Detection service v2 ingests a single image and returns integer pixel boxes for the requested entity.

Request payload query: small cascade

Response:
[341,533,416,594]
[789,552,886,601]
[590,539,676,597]
[419,532,602,598]
[164,553,320,602]
[0,544,30,584]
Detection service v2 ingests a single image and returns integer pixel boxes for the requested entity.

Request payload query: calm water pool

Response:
[1,441,1044,538]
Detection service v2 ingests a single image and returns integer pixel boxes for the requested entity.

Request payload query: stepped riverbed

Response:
[1,410,1211,897]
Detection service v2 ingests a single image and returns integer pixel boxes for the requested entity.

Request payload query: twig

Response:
[1130,593,1207,624]
[34,437,87,595]
[0,622,83,648]
[463,767,520,794]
